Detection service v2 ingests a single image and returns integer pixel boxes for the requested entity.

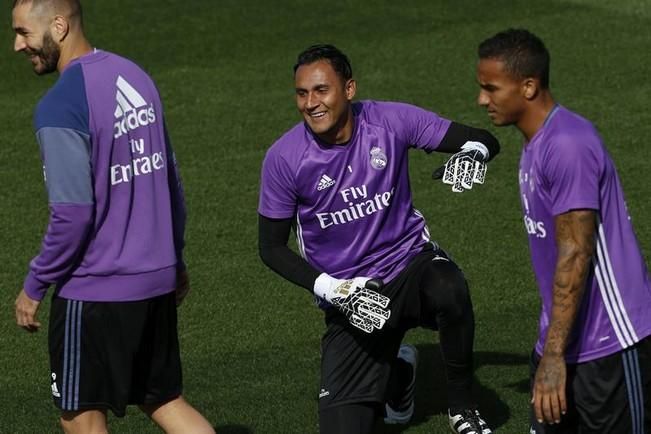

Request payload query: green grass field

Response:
[1,1,650,432]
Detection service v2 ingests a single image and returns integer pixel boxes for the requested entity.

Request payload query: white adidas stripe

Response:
[295,214,307,260]
[413,208,430,242]
[114,75,147,118]
[593,220,638,348]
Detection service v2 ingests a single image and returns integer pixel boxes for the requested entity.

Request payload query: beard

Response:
[26,30,60,75]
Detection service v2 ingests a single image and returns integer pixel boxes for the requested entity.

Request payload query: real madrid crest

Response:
[370,147,387,170]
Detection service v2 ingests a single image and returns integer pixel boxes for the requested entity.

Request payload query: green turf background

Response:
[1,1,650,432]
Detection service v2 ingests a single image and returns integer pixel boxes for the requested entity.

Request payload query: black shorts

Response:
[48,291,182,417]
[529,336,651,434]
[318,246,465,409]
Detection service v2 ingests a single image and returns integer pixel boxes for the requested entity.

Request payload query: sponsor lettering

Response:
[317,184,394,229]
[113,103,156,139]
[524,215,547,238]
[111,150,165,185]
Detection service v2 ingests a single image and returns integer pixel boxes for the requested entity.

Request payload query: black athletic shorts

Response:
[529,335,651,434]
[318,246,463,410]
[48,291,182,417]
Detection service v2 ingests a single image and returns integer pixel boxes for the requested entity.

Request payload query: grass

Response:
[1,1,650,432]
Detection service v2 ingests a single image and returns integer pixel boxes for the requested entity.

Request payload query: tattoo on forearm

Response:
[544,210,596,356]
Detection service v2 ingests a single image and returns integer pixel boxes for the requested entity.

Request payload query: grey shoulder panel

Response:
[37,127,93,204]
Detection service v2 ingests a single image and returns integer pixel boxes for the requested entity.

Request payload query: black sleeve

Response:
[258,214,322,292]
[437,122,500,161]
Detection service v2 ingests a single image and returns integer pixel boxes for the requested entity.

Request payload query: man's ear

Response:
[522,78,539,101]
[51,15,69,42]
[345,78,357,101]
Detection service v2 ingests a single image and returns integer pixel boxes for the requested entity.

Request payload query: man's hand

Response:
[314,274,391,333]
[432,141,489,192]
[532,353,567,425]
[15,289,41,332]
[175,269,190,306]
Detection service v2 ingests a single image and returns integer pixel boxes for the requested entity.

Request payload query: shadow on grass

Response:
[379,344,529,433]
[214,424,254,434]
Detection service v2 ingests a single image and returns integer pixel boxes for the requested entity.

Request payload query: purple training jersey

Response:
[519,104,651,363]
[24,50,186,302]
[259,100,451,283]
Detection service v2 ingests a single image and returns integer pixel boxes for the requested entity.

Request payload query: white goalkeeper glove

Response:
[432,141,489,192]
[314,274,391,333]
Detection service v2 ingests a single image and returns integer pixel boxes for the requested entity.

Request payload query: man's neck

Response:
[57,34,93,73]
[518,92,556,142]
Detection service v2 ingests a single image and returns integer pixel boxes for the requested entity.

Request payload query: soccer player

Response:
[259,44,498,434]
[476,29,651,433]
[11,1,214,433]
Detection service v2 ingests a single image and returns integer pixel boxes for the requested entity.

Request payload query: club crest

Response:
[370,147,387,170]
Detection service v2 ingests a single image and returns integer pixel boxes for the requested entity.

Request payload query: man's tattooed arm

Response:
[532,209,596,425]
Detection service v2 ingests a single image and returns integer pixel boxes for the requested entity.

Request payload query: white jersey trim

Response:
[593,219,639,348]
[295,214,307,260]
[413,208,431,242]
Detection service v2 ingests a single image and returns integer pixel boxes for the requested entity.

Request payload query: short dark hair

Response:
[478,29,550,88]
[13,0,83,25]
[293,44,353,81]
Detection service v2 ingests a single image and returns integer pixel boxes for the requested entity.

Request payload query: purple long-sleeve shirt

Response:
[24,50,185,302]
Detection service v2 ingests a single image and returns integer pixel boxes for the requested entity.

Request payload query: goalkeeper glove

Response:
[432,141,489,192]
[314,274,391,333]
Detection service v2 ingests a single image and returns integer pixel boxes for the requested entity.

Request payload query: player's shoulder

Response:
[541,105,607,168]
[354,99,439,132]
[76,50,145,72]
[354,99,425,120]
[547,105,602,148]
[264,121,312,167]
[35,62,88,133]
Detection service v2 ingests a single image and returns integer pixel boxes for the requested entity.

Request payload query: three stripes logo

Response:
[113,75,156,139]
[317,174,336,191]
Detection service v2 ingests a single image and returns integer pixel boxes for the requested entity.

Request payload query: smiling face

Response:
[294,60,356,144]
[13,1,61,75]
[476,57,527,127]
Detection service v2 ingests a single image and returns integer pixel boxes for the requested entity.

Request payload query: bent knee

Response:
[60,410,108,434]
[421,263,472,318]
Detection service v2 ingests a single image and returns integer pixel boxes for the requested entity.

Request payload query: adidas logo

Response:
[113,75,157,139]
[317,174,336,191]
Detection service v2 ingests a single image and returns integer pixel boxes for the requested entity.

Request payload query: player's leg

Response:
[59,410,108,434]
[640,336,651,433]
[134,292,214,433]
[319,310,404,433]
[418,251,491,433]
[48,297,139,427]
[572,336,651,434]
[319,404,379,434]
[384,343,418,424]
[140,397,214,434]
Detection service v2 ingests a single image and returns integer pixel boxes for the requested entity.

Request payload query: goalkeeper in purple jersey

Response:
[477,29,651,433]
[11,1,214,433]
[259,44,499,434]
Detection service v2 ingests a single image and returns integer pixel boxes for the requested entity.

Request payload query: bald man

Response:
[12,1,214,432]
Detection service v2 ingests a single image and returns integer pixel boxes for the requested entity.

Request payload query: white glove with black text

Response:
[433,141,489,192]
[314,274,391,333]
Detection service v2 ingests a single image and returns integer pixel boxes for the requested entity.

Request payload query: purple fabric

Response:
[519,105,651,362]
[259,100,451,283]
[25,50,184,301]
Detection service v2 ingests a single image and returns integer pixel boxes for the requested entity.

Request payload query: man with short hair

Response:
[12,1,214,432]
[477,28,651,433]
[259,43,497,434]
